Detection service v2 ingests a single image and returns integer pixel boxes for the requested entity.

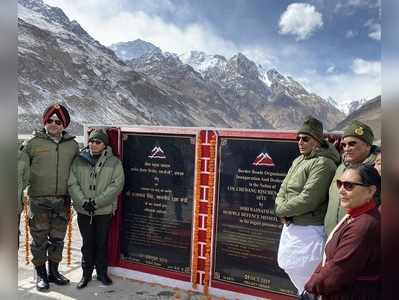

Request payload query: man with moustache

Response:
[22,103,79,291]
[324,120,379,236]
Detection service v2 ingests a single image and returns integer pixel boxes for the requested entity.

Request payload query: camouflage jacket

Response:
[22,129,79,198]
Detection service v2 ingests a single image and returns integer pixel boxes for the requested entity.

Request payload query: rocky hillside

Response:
[117,42,345,130]
[19,0,345,135]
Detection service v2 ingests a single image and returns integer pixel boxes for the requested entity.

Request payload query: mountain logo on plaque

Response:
[252,152,275,167]
[148,146,166,159]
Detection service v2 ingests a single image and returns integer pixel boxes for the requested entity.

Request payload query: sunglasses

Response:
[89,139,103,145]
[46,119,63,125]
[296,135,310,143]
[336,179,370,191]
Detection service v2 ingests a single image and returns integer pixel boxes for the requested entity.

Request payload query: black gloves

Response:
[82,199,96,214]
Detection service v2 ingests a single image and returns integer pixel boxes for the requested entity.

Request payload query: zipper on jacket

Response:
[55,143,59,194]
[90,165,96,200]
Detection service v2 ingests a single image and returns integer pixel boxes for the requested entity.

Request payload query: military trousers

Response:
[18,212,21,249]
[29,196,68,266]
[77,213,112,276]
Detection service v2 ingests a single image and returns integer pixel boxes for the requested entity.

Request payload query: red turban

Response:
[42,103,70,128]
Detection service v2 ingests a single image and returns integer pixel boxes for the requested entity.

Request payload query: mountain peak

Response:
[18,0,44,8]
[228,53,259,79]
[19,0,72,29]
[135,38,146,43]
[179,51,227,75]
[109,39,161,61]
[347,98,368,114]
[180,51,211,64]
[333,96,381,140]
[231,52,249,60]
[229,52,254,66]
[188,50,207,59]
[267,68,285,82]
[266,69,309,97]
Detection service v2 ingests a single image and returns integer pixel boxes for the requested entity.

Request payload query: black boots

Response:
[76,275,92,289]
[48,260,70,285]
[77,271,111,288]
[97,273,112,285]
[35,265,49,291]
[35,261,69,291]
[76,268,93,289]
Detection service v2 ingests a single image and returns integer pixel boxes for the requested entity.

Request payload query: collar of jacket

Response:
[304,147,321,159]
[79,146,111,166]
[347,199,376,218]
[34,128,76,142]
[303,142,340,165]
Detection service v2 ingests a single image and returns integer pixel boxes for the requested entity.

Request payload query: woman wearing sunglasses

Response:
[275,117,340,295]
[303,164,381,299]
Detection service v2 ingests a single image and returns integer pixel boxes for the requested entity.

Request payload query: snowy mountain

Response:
[179,50,346,129]
[18,0,155,133]
[127,50,274,129]
[18,0,345,134]
[110,39,162,61]
[334,95,381,141]
[331,97,369,115]
[346,99,369,114]
[17,0,267,133]
[180,51,228,75]
[129,47,344,130]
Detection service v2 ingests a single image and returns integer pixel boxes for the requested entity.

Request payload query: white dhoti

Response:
[277,224,325,294]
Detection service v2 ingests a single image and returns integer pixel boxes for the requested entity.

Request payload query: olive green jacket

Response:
[18,149,30,214]
[68,146,125,216]
[22,129,79,198]
[275,143,340,226]
[324,145,379,236]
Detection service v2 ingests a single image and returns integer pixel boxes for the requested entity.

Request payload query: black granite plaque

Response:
[121,134,195,274]
[213,137,299,295]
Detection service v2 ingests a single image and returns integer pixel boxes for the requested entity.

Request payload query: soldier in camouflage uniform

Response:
[22,103,79,291]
